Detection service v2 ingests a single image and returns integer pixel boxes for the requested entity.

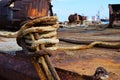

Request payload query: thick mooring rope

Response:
[16,16,60,80]
[16,15,120,51]
[58,41,120,50]
[17,16,59,53]
[0,16,120,50]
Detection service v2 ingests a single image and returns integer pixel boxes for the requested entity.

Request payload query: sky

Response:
[52,0,120,22]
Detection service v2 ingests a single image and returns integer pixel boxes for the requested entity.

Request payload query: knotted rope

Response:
[17,16,59,53]
[16,16,60,80]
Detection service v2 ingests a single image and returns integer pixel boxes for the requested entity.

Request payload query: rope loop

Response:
[16,16,59,54]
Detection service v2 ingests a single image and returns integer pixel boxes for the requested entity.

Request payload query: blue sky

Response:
[52,0,119,21]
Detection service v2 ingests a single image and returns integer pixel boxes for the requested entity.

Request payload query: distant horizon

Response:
[52,0,119,22]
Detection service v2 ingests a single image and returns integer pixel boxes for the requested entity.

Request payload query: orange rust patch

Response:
[55,58,120,77]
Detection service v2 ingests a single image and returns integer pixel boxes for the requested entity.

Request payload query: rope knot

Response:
[16,16,59,55]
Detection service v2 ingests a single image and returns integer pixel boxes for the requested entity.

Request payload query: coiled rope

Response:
[17,16,59,53]
[16,16,60,80]
[0,16,120,51]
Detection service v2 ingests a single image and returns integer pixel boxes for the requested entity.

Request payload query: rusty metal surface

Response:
[0,52,39,80]
[0,37,83,80]
[68,13,87,25]
[108,4,120,27]
[0,0,51,29]
[0,52,83,80]
[0,27,120,80]
[56,27,120,79]
[14,0,50,19]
